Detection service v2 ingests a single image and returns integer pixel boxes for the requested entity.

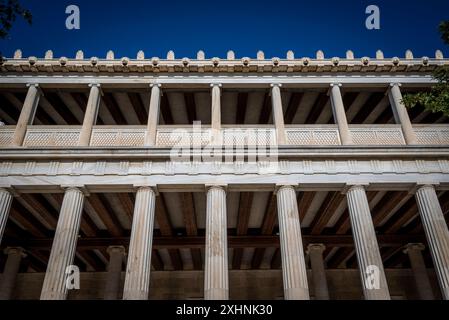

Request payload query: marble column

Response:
[144,84,162,146]
[123,187,156,300]
[0,188,13,245]
[270,83,287,145]
[403,243,434,300]
[307,243,329,300]
[388,83,417,145]
[40,187,85,300]
[204,185,228,300]
[0,247,26,300]
[12,83,40,146]
[276,185,309,300]
[104,246,125,300]
[329,83,352,145]
[211,83,222,145]
[415,185,449,300]
[78,84,101,146]
[346,185,390,300]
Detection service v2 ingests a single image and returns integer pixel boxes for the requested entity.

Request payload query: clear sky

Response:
[1,0,449,59]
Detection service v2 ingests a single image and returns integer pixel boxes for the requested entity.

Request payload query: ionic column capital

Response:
[389,82,402,88]
[210,83,222,88]
[270,83,282,88]
[88,83,101,88]
[4,247,27,258]
[307,243,326,255]
[329,82,342,88]
[403,243,426,254]
[150,82,162,88]
[26,83,40,89]
[107,245,126,255]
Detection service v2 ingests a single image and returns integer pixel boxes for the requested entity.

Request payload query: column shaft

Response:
[329,84,352,145]
[404,243,434,300]
[0,188,13,245]
[211,84,222,145]
[78,84,101,146]
[123,187,156,300]
[144,84,161,146]
[104,246,125,300]
[307,244,329,300]
[40,188,84,300]
[277,185,309,300]
[204,186,228,300]
[388,83,417,145]
[12,84,40,146]
[346,185,390,300]
[271,84,287,145]
[415,185,449,299]
[0,247,25,300]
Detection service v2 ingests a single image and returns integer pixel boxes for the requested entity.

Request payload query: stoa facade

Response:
[0,49,449,300]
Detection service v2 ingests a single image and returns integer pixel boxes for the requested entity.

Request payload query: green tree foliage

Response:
[0,0,32,39]
[403,21,449,116]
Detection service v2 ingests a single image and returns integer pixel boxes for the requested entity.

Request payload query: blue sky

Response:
[1,0,449,59]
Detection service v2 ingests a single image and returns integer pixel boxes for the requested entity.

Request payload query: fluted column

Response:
[104,246,125,300]
[0,188,13,245]
[307,244,329,300]
[276,185,309,300]
[40,187,85,300]
[0,247,26,300]
[211,83,222,145]
[78,84,101,146]
[388,83,417,145]
[144,84,161,146]
[346,185,390,300]
[415,185,449,299]
[270,83,287,145]
[404,243,434,300]
[329,83,352,145]
[204,185,228,300]
[12,83,40,146]
[123,187,156,300]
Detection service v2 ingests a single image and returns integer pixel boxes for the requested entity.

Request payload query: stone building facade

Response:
[0,49,448,300]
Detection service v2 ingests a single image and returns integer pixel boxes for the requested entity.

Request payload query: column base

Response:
[204,288,229,300]
[284,287,309,300]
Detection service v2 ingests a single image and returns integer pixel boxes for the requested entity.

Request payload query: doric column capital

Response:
[403,243,425,254]
[409,184,439,195]
[134,185,158,195]
[61,185,89,196]
[107,245,126,255]
[4,247,27,258]
[307,243,326,255]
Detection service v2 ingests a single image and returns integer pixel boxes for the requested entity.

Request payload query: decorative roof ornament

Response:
[106,50,114,60]
[59,57,68,66]
[422,56,429,66]
[257,51,265,60]
[137,50,145,60]
[392,57,400,66]
[316,50,324,60]
[151,57,160,66]
[212,57,220,66]
[286,50,294,60]
[346,50,354,59]
[227,50,235,60]
[332,57,340,66]
[182,57,190,66]
[435,50,444,59]
[241,57,250,66]
[376,50,384,59]
[76,50,84,60]
[405,50,414,59]
[45,50,53,59]
[361,57,370,66]
[14,49,22,59]
[121,57,130,66]
[167,50,175,60]
[28,56,37,65]
[302,57,310,66]
[272,57,280,66]
[90,57,99,66]
[197,50,205,60]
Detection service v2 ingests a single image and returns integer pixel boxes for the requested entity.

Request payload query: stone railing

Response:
[286,125,340,145]
[0,126,15,146]
[1,124,449,148]
[23,126,81,147]
[91,126,146,147]
[413,124,449,145]
[350,125,406,145]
